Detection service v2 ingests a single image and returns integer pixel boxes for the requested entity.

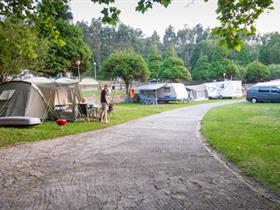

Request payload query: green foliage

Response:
[159,56,191,82]
[213,0,273,50]
[190,40,229,70]
[246,60,270,83]
[0,18,48,81]
[208,58,239,80]
[268,64,280,80]
[147,45,162,80]
[163,25,176,46]
[229,43,258,66]
[90,0,274,49]
[46,19,92,75]
[192,55,210,81]
[259,33,280,65]
[102,50,148,93]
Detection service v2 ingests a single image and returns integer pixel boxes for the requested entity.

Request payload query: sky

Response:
[70,0,280,38]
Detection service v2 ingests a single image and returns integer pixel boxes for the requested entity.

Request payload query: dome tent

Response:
[0,81,48,119]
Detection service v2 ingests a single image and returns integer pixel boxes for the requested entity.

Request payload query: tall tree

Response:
[47,19,92,76]
[147,44,162,81]
[0,18,48,82]
[246,60,270,83]
[192,54,210,81]
[102,50,148,94]
[259,33,280,65]
[159,48,191,82]
[163,25,176,47]
[268,64,280,80]
[91,0,274,49]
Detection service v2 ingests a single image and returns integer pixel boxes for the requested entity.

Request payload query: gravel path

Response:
[0,101,279,209]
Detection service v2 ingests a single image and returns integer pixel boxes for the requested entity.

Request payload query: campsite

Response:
[0,1,280,209]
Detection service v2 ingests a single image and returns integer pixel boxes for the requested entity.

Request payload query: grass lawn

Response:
[202,102,280,193]
[0,100,219,148]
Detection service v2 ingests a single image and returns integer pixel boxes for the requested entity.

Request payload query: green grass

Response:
[0,100,220,148]
[202,102,280,193]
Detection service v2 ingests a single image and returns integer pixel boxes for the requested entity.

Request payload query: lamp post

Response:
[93,62,97,79]
[223,73,226,81]
[75,60,81,81]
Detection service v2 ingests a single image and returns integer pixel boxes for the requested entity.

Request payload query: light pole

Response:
[93,62,97,79]
[75,60,81,81]
[223,73,226,81]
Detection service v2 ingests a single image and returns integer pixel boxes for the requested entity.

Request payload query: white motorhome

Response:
[205,80,243,98]
[137,83,188,104]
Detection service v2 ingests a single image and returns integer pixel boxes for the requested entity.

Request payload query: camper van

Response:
[247,81,280,103]
[137,83,188,104]
[205,80,243,99]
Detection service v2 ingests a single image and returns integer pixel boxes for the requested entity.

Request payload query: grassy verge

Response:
[0,100,220,148]
[202,102,280,193]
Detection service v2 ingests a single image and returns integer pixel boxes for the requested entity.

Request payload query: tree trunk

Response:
[125,80,130,95]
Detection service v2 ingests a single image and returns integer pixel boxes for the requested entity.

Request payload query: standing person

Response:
[100,84,110,123]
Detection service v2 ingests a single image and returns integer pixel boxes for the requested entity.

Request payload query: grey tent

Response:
[0,81,48,119]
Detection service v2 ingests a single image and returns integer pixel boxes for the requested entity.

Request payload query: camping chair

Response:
[78,103,89,121]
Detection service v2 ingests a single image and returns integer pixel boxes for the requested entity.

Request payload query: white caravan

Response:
[205,80,243,98]
[137,83,188,103]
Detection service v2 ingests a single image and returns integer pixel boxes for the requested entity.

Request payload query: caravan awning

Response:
[137,83,166,91]
[186,84,207,91]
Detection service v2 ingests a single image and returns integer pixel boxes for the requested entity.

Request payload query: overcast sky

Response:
[71,0,280,38]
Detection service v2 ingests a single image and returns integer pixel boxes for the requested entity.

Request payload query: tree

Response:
[46,19,92,76]
[0,18,48,82]
[159,48,191,82]
[259,33,280,65]
[102,50,148,94]
[176,24,209,69]
[208,58,239,80]
[147,44,162,81]
[163,25,176,46]
[268,64,280,80]
[229,43,258,66]
[192,54,210,81]
[159,57,191,82]
[246,60,270,83]
[90,0,274,50]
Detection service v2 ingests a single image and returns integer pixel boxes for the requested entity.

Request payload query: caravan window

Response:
[164,87,171,93]
[0,89,16,101]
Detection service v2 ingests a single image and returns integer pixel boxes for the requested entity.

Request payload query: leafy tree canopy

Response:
[159,49,191,82]
[102,50,149,93]
[0,18,48,82]
[208,58,240,80]
[268,64,280,80]
[147,44,162,81]
[47,19,92,75]
[246,60,270,83]
[91,0,274,50]
[192,54,210,81]
[259,32,280,65]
